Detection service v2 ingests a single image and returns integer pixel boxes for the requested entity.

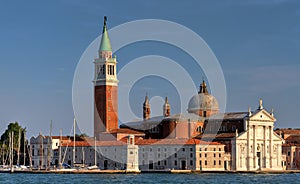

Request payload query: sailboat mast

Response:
[73,118,76,166]
[48,121,52,170]
[41,133,43,169]
[11,131,14,168]
[9,132,11,167]
[82,146,84,167]
[23,130,26,165]
[94,136,96,166]
[59,129,62,169]
[2,143,4,165]
[17,129,21,166]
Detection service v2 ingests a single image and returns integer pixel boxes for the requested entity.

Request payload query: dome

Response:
[187,80,219,113]
[188,93,219,112]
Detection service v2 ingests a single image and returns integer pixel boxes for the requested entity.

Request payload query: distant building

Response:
[275,129,300,169]
[136,138,226,171]
[59,135,139,171]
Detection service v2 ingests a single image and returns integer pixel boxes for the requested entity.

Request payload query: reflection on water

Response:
[0,173,298,184]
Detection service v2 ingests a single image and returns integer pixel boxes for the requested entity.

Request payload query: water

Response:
[0,173,299,184]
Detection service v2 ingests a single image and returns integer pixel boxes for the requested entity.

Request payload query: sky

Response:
[0,0,300,137]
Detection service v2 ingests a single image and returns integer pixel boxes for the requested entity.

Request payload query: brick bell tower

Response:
[94,16,118,138]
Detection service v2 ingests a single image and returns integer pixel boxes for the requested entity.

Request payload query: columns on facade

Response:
[246,121,250,170]
[253,125,256,169]
[269,125,273,169]
[264,126,268,168]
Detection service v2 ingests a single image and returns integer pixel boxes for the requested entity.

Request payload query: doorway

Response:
[257,152,261,169]
[149,160,153,170]
[104,160,108,170]
[181,160,186,170]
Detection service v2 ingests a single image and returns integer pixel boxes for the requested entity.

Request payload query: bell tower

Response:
[163,97,170,117]
[143,95,150,120]
[94,16,119,137]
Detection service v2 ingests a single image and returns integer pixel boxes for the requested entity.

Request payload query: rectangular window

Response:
[205,154,207,157]
[219,160,221,165]
[190,148,193,151]
[200,153,202,157]
[214,160,216,165]
[287,151,290,156]
[190,153,193,158]
[164,160,167,166]
[219,153,221,157]
[190,160,193,166]
[158,161,161,166]
[175,153,177,158]
[182,148,185,152]
[232,126,236,131]
[214,154,216,157]
[175,160,177,166]
[205,160,207,165]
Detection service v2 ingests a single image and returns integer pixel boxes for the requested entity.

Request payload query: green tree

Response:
[0,122,27,165]
[0,122,26,148]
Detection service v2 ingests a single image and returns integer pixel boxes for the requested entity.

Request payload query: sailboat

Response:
[56,118,77,171]
[13,129,28,171]
[87,137,98,170]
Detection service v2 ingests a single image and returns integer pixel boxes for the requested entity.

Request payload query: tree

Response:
[0,122,27,165]
[0,122,26,147]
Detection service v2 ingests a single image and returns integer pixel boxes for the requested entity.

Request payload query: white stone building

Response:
[60,135,139,171]
[132,138,226,171]
[231,102,284,171]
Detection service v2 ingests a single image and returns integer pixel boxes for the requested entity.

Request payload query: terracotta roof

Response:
[60,138,223,147]
[282,143,300,147]
[135,138,222,146]
[108,128,145,135]
[275,129,300,135]
[61,140,126,147]
[195,133,236,140]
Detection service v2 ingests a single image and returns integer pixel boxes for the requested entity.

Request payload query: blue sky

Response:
[0,0,300,137]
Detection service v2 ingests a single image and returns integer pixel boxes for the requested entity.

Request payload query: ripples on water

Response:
[0,173,299,184]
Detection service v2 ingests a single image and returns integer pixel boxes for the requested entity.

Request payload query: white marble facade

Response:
[231,104,284,171]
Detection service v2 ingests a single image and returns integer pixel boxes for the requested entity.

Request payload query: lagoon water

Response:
[0,173,299,184]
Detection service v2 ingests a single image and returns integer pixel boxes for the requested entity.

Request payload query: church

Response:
[90,17,286,171]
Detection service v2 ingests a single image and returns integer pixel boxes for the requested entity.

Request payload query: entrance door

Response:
[104,160,108,170]
[149,160,153,170]
[224,161,227,170]
[181,160,186,170]
[257,152,261,169]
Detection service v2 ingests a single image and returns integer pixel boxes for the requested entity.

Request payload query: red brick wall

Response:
[94,85,118,137]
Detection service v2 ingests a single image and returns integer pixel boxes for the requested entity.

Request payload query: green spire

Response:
[99,16,112,52]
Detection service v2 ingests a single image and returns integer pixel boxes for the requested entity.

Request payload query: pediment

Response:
[249,109,276,122]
